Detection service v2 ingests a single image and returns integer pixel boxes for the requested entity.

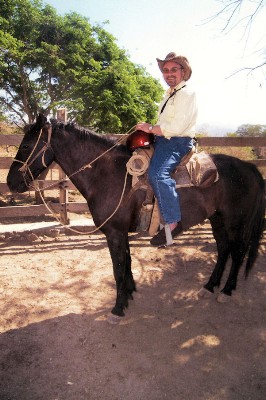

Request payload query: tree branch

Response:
[226,61,266,78]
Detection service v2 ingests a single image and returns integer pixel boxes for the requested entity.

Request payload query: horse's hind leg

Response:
[204,214,231,293]
[221,239,246,296]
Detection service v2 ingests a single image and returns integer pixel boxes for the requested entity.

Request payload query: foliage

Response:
[0,104,8,122]
[0,0,163,131]
[196,125,264,161]
[198,144,256,161]
[220,123,266,160]
[235,124,266,137]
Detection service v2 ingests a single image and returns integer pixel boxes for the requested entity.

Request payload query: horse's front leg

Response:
[125,239,136,300]
[106,231,136,316]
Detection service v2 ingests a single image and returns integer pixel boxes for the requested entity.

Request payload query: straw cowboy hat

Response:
[156,52,192,81]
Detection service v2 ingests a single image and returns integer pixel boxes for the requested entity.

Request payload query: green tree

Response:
[235,124,266,137]
[0,0,163,131]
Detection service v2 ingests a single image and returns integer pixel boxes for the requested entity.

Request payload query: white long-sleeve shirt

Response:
[157,80,198,138]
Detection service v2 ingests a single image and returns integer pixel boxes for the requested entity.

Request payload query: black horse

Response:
[7,114,265,319]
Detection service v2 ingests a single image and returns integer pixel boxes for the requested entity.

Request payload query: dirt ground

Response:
[0,219,265,400]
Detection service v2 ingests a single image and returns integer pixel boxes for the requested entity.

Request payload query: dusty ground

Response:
[0,219,265,400]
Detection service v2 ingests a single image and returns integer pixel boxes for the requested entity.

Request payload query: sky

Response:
[45,0,266,130]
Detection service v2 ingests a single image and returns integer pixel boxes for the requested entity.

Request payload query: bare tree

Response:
[214,0,264,33]
[208,0,266,76]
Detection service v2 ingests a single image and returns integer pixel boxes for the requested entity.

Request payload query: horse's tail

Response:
[244,167,265,278]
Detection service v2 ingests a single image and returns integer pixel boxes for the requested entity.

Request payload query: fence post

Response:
[56,108,69,225]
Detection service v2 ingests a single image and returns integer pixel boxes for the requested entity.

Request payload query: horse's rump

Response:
[175,151,219,188]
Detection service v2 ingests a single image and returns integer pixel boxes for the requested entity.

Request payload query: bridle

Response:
[13,123,137,234]
[18,123,136,184]
[18,125,53,175]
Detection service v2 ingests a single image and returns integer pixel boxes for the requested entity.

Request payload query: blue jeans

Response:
[148,136,194,224]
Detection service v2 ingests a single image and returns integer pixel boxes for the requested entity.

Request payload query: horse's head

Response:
[7,114,55,193]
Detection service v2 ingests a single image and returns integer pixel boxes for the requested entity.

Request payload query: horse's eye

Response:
[22,144,29,150]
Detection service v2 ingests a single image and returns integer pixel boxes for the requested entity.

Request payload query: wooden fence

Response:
[0,134,265,223]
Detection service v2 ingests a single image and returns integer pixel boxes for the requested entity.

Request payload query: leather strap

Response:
[160,85,186,114]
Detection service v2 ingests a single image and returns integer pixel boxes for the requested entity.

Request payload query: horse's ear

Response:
[36,113,47,130]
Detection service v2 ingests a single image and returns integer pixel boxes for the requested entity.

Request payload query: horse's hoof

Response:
[197,287,214,299]
[107,313,123,325]
[216,292,231,303]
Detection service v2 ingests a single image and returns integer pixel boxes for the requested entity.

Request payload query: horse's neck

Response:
[50,131,118,200]
[51,132,108,176]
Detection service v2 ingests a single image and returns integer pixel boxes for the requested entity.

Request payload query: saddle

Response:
[126,147,219,233]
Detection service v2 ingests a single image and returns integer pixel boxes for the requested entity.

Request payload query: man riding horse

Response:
[136,52,198,246]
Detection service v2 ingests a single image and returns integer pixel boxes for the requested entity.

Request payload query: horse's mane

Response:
[50,120,129,154]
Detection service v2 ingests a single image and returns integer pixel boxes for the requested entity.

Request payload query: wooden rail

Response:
[0,134,265,222]
[0,134,88,221]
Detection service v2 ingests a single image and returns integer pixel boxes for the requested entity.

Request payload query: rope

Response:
[18,128,43,173]
[31,170,129,235]
[14,125,136,235]
[25,125,136,192]
[126,154,150,176]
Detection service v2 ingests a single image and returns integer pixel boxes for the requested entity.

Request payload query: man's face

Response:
[162,61,185,88]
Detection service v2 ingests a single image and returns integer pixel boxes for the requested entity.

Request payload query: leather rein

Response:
[17,124,134,188]
[14,124,135,233]
[18,126,53,174]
